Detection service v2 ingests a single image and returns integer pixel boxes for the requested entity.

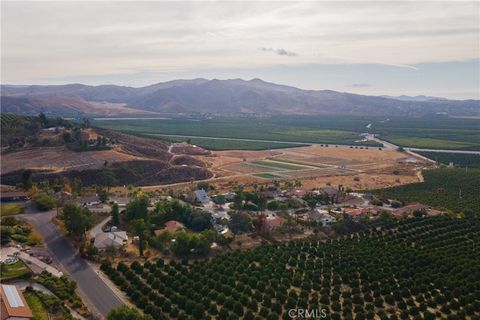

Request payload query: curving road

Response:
[22,209,123,318]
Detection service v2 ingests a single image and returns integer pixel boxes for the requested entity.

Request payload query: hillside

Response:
[0,115,213,187]
[2,79,478,117]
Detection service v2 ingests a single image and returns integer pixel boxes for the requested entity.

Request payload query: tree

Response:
[81,117,91,128]
[72,178,83,195]
[97,187,109,203]
[126,196,149,221]
[228,212,252,234]
[213,195,226,205]
[33,192,56,211]
[61,204,94,240]
[257,197,267,211]
[107,306,153,320]
[38,112,47,127]
[132,219,149,256]
[111,203,120,226]
[171,231,211,257]
[21,170,33,190]
[101,170,117,191]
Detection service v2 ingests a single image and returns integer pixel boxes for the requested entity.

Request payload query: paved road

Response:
[23,210,123,318]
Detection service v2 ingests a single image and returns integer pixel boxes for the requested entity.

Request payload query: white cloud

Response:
[1,1,479,83]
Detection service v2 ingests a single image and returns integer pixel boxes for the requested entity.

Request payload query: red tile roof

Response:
[0,285,33,320]
[154,220,185,236]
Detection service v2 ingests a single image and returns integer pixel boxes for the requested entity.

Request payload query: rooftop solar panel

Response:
[2,285,24,308]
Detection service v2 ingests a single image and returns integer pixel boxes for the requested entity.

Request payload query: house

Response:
[223,192,236,202]
[154,220,185,236]
[263,214,285,231]
[78,196,100,207]
[0,284,33,320]
[309,209,337,226]
[258,189,282,199]
[285,189,307,198]
[109,196,130,207]
[0,192,29,203]
[321,186,344,203]
[93,231,128,250]
[194,189,211,205]
[211,211,231,222]
[41,126,64,132]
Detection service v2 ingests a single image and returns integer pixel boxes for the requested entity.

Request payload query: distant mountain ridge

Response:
[380,95,447,102]
[1,78,479,117]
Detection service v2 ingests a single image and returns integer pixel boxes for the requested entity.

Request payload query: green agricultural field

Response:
[416,152,480,168]
[93,115,479,151]
[102,216,480,320]
[92,116,381,150]
[253,173,281,179]
[373,117,480,151]
[147,134,305,151]
[371,167,480,213]
[384,136,476,150]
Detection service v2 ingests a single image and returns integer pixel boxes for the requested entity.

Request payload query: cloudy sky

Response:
[1,1,479,99]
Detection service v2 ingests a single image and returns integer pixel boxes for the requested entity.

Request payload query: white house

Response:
[93,231,128,250]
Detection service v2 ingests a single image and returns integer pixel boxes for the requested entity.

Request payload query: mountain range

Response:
[1,78,478,117]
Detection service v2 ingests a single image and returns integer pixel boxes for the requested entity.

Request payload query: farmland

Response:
[200,145,428,192]
[102,216,480,320]
[93,115,480,151]
[372,116,480,151]
[92,116,381,150]
[149,134,305,151]
[416,152,480,168]
[371,167,480,213]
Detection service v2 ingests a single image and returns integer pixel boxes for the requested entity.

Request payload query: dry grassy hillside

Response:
[1,126,213,187]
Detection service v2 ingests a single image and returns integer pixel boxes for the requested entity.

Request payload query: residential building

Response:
[154,220,185,236]
[93,231,128,250]
[193,189,211,205]
[0,284,33,320]
[223,192,236,202]
[309,209,337,226]
[263,214,285,231]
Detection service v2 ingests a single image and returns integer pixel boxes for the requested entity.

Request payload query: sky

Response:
[1,1,479,99]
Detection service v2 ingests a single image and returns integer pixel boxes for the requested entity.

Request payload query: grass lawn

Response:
[0,260,31,281]
[0,203,24,216]
[253,173,281,179]
[24,292,49,320]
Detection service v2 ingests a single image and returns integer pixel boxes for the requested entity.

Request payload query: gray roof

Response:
[93,231,128,249]
[194,189,210,204]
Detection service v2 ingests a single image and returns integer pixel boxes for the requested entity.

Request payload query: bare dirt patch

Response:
[193,145,432,192]
[0,146,143,174]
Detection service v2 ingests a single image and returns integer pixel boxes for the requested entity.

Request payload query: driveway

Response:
[22,210,123,318]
